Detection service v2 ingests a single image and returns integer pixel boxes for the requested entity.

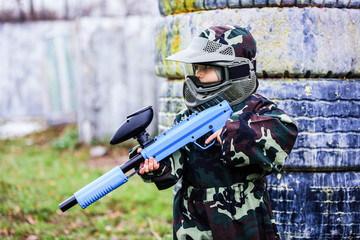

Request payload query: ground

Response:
[0,124,173,240]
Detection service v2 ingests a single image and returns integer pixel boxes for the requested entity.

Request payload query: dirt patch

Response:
[87,155,129,168]
[87,146,136,169]
[25,123,75,146]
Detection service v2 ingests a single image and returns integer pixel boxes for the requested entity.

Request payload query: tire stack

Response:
[154,2,360,239]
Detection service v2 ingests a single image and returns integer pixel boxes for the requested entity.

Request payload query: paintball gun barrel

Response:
[59,100,233,212]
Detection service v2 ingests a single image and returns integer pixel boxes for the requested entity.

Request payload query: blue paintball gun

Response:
[59,100,233,212]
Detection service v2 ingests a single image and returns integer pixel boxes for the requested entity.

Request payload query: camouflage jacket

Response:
[138,94,298,189]
[133,94,298,239]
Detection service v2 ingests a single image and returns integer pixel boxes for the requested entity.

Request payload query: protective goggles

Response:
[184,58,254,88]
[184,64,225,88]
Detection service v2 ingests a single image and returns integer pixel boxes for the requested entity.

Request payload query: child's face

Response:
[194,64,219,83]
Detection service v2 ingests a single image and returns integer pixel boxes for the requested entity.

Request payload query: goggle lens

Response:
[184,64,224,88]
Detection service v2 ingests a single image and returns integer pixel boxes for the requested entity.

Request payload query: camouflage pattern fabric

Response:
[199,25,257,60]
[133,94,298,240]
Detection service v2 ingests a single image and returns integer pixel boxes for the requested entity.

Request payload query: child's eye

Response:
[193,64,213,72]
[201,65,213,70]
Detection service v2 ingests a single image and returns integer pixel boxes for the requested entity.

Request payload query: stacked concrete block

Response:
[155,8,360,78]
[258,79,359,239]
[154,2,360,239]
[158,0,360,15]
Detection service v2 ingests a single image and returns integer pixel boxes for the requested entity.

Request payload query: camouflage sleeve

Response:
[144,148,187,190]
[129,109,189,190]
[220,99,298,180]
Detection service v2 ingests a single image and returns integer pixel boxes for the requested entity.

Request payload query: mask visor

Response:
[184,63,225,88]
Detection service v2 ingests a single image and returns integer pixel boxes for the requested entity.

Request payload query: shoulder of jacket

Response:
[230,94,275,117]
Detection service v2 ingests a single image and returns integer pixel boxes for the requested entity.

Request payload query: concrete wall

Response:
[0,21,77,124]
[0,0,161,141]
[76,16,162,142]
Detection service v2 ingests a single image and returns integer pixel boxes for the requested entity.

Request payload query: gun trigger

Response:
[193,139,215,150]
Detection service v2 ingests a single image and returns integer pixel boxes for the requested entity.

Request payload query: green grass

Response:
[0,125,173,239]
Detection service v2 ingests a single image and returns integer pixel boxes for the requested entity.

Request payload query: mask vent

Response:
[184,85,196,103]
[242,78,256,95]
[219,47,234,56]
[222,88,242,103]
[203,41,222,53]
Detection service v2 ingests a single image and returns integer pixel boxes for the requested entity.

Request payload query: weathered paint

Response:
[0,22,77,124]
[0,13,162,141]
[158,0,360,16]
[295,117,360,133]
[158,79,360,238]
[258,79,360,101]
[157,79,360,170]
[159,0,175,16]
[155,2,360,239]
[295,132,359,148]
[171,0,188,14]
[227,0,241,7]
[277,100,359,118]
[350,0,360,7]
[287,149,360,170]
[0,0,159,22]
[76,17,162,142]
[158,80,185,133]
[44,36,77,119]
[184,0,204,12]
[267,171,360,239]
[154,8,360,78]
[155,18,183,78]
[204,0,228,9]
[241,0,254,7]
[155,25,169,76]
[253,0,268,7]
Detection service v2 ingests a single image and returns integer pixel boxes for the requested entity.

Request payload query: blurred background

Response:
[0,0,161,142]
[0,0,359,239]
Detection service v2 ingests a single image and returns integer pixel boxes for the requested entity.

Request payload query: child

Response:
[132,25,298,240]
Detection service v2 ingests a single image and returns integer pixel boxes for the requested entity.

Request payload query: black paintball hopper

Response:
[110,106,154,147]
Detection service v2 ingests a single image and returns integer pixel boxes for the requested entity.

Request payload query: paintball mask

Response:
[183,58,257,112]
[165,25,258,112]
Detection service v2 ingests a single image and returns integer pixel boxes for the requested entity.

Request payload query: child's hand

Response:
[137,148,160,174]
[205,129,223,145]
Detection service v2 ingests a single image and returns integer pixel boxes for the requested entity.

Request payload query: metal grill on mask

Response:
[184,84,196,104]
[183,76,257,112]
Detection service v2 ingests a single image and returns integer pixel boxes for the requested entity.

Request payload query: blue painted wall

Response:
[156,77,360,239]
[257,79,360,239]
